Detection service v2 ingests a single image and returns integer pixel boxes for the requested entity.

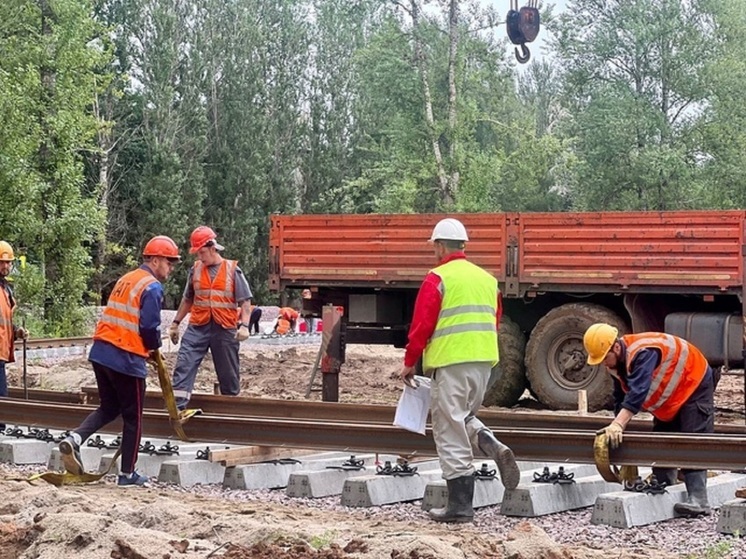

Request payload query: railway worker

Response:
[168,226,253,410]
[584,323,718,517]
[0,241,28,432]
[274,305,299,335]
[59,236,181,486]
[399,217,520,523]
[248,304,262,335]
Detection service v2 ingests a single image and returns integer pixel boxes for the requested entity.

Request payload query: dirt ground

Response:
[0,341,741,558]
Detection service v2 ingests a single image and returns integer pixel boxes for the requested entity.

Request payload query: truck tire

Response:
[525,303,628,411]
[483,315,527,408]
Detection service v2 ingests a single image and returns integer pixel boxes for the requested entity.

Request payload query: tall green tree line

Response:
[0,0,745,333]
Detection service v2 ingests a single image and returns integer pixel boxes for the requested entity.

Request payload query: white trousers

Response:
[430,362,490,480]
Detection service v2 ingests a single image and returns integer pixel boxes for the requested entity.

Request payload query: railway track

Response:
[2,393,746,471]
[9,386,746,434]
[13,336,94,350]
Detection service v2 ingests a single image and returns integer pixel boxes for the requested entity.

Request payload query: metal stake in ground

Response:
[22,318,27,400]
[321,305,345,402]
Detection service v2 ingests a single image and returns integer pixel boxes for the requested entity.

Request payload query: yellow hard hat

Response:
[584,323,619,366]
[0,241,15,262]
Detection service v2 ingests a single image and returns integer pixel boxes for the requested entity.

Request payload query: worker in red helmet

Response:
[0,241,28,433]
[168,226,253,410]
[59,235,180,486]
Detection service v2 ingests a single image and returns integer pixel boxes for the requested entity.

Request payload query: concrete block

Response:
[341,468,443,507]
[422,463,601,511]
[287,455,429,499]
[717,498,746,535]
[0,440,54,465]
[159,459,226,487]
[223,452,349,490]
[100,442,207,477]
[592,473,746,528]
[48,446,108,473]
[503,474,623,517]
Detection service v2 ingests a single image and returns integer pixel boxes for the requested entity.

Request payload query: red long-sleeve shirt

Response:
[403,252,502,367]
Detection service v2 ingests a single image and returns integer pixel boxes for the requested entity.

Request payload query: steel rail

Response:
[9,387,746,435]
[1,399,746,471]
[13,336,94,350]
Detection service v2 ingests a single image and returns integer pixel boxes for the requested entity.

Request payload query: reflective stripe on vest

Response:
[623,333,708,422]
[0,284,14,362]
[190,259,238,328]
[94,269,157,357]
[423,259,499,371]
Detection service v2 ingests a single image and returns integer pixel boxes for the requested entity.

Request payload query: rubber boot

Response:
[651,467,678,487]
[477,429,520,489]
[673,471,711,517]
[429,475,475,523]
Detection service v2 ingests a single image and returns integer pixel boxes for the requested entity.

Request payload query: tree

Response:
[0,0,108,334]
[552,0,716,211]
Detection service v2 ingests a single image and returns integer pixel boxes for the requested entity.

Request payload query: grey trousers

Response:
[430,362,491,480]
[172,320,240,409]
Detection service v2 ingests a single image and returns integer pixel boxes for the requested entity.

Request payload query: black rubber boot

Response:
[651,467,678,487]
[674,471,711,517]
[477,429,520,489]
[429,475,475,523]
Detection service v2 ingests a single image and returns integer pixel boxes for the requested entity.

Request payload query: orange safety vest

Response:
[279,307,299,322]
[189,259,238,329]
[617,333,708,422]
[94,268,157,357]
[0,283,15,362]
[276,318,291,335]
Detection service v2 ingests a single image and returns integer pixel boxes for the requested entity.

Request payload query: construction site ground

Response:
[0,337,744,558]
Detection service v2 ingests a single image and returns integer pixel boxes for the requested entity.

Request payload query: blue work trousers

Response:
[172,320,240,409]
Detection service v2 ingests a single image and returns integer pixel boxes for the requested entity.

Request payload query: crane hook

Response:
[514,43,531,64]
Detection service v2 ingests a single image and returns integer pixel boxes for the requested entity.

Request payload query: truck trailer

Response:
[269,210,746,411]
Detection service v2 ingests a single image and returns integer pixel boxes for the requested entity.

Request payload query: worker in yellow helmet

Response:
[584,322,717,517]
[0,241,28,432]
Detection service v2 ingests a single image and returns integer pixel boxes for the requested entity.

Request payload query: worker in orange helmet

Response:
[59,236,180,486]
[0,241,28,432]
[168,226,253,410]
[274,305,300,335]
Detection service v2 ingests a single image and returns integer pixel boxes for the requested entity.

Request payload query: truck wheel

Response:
[525,303,628,411]
[483,315,527,407]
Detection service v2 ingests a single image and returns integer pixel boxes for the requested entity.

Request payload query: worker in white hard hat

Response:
[399,218,520,523]
[0,241,27,432]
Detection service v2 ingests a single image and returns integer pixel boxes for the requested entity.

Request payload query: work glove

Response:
[597,421,624,449]
[235,325,250,342]
[168,322,180,344]
[13,326,28,341]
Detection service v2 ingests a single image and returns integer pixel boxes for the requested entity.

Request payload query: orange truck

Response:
[269,211,745,411]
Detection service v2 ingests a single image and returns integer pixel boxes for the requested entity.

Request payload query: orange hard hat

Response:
[189,226,223,254]
[143,236,181,260]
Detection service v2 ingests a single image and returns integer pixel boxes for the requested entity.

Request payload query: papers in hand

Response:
[393,375,431,435]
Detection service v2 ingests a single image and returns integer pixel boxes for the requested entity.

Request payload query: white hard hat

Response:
[429,218,469,242]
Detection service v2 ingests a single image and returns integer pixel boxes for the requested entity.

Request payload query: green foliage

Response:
[0,0,108,335]
[552,0,718,211]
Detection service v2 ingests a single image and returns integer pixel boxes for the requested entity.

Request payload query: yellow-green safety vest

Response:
[422,258,499,371]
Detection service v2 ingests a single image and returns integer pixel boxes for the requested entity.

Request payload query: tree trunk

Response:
[410,0,450,205]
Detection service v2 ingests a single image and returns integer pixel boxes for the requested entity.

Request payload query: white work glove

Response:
[168,322,180,344]
[235,325,250,342]
[13,326,28,341]
[597,421,624,449]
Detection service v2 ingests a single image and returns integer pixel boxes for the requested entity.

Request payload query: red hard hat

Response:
[189,226,218,254]
[143,236,181,260]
